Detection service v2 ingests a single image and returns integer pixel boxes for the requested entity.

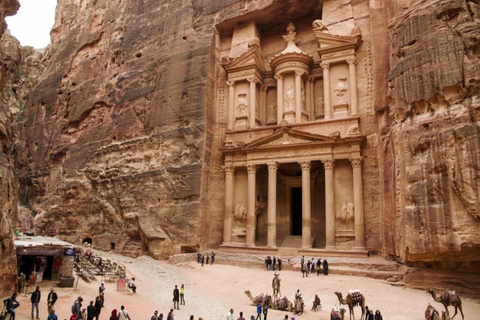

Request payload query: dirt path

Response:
[9,252,480,320]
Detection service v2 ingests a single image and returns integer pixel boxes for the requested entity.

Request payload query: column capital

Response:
[274,74,284,81]
[223,165,234,175]
[320,62,330,70]
[247,76,259,84]
[349,157,363,168]
[226,80,235,87]
[322,159,335,170]
[247,164,257,174]
[298,161,311,171]
[346,58,357,66]
[295,70,304,77]
[267,162,279,172]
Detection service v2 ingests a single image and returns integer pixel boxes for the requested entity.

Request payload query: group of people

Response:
[264,256,282,271]
[300,256,328,277]
[364,306,383,320]
[196,252,215,266]
[3,287,60,320]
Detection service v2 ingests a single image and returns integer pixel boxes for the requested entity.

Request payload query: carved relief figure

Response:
[284,87,295,111]
[234,204,247,222]
[236,93,248,116]
[268,101,277,123]
[334,78,348,104]
[337,202,354,229]
[301,87,305,109]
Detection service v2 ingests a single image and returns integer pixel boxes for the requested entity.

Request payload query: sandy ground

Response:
[8,251,480,320]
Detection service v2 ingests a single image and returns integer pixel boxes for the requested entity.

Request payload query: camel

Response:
[244,290,272,308]
[275,296,292,311]
[331,308,347,320]
[427,289,464,320]
[425,303,441,320]
[272,274,281,303]
[293,295,304,315]
[334,291,365,320]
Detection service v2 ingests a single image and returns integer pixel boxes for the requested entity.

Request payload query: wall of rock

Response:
[382,0,480,294]
[0,0,20,298]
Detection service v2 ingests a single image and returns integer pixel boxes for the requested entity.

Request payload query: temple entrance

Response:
[291,187,302,235]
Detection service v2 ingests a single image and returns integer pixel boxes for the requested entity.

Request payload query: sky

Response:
[5,0,57,48]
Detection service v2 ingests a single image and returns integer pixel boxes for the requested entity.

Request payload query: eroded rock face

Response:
[384,0,480,269]
[0,0,21,298]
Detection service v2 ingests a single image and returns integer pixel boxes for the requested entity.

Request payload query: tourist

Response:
[158,313,164,320]
[173,285,180,309]
[128,277,137,293]
[302,263,308,277]
[47,308,58,320]
[267,256,272,270]
[211,252,215,264]
[197,252,201,263]
[294,289,301,301]
[3,292,20,320]
[47,287,58,315]
[310,258,315,273]
[201,255,205,266]
[283,315,288,320]
[264,256,268,270]
[278,257,282,271]
[87,301,96,320]
[365,306,374,320]
[151,310,159,320]
[300,256,305,273]
[31,285,41,320]
[167,308,174,320]
[262,303,268,320]
[94,296,102,320]
[306,259,311,275]
[206,255,210,264]
[272,256,276,271]
[73,296,83,319]
[316,258,322,275]
[323,259,329,275]
[255,302,262,320]
[374,310,383,320]
[180,284,185,305]
[226,308,234,320]
[237,311,245,320]
[109,309,118,320]
[189,315,194,320]
[118,306,131,320]
[99,281,106,307]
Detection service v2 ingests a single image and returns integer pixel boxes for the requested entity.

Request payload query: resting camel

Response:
[425,303,441,320]
[334,291,365,320]
[244,290,272,308]
[427,289,464,320]
[275,296,292,311]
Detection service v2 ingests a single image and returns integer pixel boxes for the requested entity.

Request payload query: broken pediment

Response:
[313,20,362,55]
[222,39,266,78]
[243,127,336,150]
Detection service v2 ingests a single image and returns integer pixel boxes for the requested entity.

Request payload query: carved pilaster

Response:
[346,58,357,66]
[267,162,279,172]
[223,165,234,175]
[299,161,311,171]
[349,157,362,168]
[322,159,335,170]
[247,164,257,174]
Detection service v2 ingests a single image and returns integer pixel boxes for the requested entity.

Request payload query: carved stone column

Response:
[267,162,278,247]
[227,80,235,130]
[275,74,284,124]
[295,71,303,123]
[347,58,358,116]
[322,159,335,248]
[321,63,331,120]
[246,164,257,246]
[223,165,234,244]
[248,77,258,128]
[350,157,365,249]
[300,161,312,248]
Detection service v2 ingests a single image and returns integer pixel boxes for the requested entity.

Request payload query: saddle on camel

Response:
[347,289,362,306]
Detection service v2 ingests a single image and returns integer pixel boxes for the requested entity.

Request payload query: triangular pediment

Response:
[243,127,336,150]
[314,32,361,55]
[223,45,266,75]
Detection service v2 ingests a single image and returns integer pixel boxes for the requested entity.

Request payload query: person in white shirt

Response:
[118,305,131,320]
[226,308,234,320]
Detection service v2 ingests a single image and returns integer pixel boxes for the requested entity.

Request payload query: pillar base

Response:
[324,245,336,250]
[353,246,366,251]
[266,245,278,249]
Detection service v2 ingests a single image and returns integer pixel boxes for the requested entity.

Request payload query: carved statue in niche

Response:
[236,93,248,116]
[334,77,348,104]
[268,101,277,123]
[337,202,354,230]
[284,86,295,111]
[233,203,247,222]
[255,200,265,216]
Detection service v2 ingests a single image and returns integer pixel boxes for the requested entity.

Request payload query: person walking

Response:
[109,309,118,320]
[47,308,58,320]
[226,308,234,320]
[302,263,308,277]
[237,311,245,320]
[118,306,131,320]
[322,259,329,275]
[272,256,276,271]
[211,252,215,264]
[87,301,96,320]
[255,303,262,320]
[278,257,282,271]
[167,309,174,320]
[47,287,58,315]
[262,303,268,320]
[151,310,159,320]
[316,258,322,275]
[365,306,373,320]
[3,292,20,320]
[180,284,185,305]
[99,281,105,307]
[31,285,41,319]
[94,296,102,320]
[300,256,305,274]
[73,296,83,319]
[173,285,180,309]
[374,310,383,320]
[310,258,315,273]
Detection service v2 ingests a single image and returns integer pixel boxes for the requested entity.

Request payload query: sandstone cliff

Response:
[0,0,20,297]
[383,0,480,293]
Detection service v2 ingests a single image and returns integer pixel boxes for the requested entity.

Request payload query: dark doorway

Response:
[291,187,302,235]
